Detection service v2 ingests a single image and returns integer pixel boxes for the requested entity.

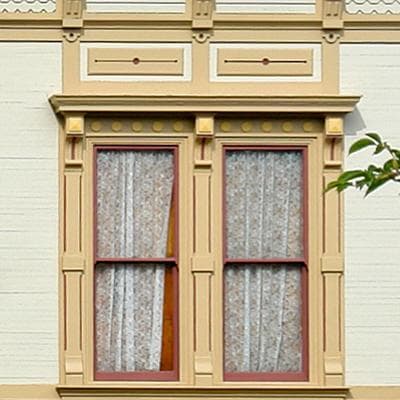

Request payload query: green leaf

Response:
[365,175,391,196]
[338,170,366,182]
[383,159,395,173]
[349,138,375,154]
[366,133,382,144]
[373,143,385,155]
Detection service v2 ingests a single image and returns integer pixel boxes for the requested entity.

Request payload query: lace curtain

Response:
[95,149,174,372]
[224,150,303,373]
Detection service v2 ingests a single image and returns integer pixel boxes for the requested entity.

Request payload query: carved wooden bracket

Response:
[192,0,214,29]
[63,0,83,28]
[323,0,344,29]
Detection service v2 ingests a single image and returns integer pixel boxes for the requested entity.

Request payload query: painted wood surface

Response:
[0,43,61,383]
[215,0,315,14]
[85,0,185,13]
[341,44,400,385]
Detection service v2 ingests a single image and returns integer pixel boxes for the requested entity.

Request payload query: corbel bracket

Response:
[63,0,83,28]
[323,0,344,29]
[192,0,214,29]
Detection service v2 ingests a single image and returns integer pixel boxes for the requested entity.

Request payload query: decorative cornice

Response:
[56,385,350,399]
[49,94,361,114]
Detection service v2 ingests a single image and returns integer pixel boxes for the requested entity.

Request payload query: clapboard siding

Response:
[0,43,61,384]
[86,0,185,13]
[341,44,400,385]
[215,0,315,13]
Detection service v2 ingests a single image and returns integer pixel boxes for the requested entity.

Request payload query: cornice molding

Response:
[49,94,361,114]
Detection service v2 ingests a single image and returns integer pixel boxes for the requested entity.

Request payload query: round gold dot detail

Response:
[111,121,123,132]
[282,121,293,133]
[261,121,272,132]
[131,121,143,132]
[303,121,314,132]
[173,121,184,132]
[152,121,164,132]
[241,121,252,133]
[220,121,231,133]
[90,121,102,132]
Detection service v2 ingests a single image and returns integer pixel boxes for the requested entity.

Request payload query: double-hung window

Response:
[94,146,178,381]
[223,147,307,381]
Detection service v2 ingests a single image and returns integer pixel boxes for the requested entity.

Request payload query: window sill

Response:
[57,384,349,400]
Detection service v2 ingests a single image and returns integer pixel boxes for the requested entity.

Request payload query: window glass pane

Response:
[96,149,175,258]
[95,263,174,372]
[225,150,303,259]
[224,264,302,373]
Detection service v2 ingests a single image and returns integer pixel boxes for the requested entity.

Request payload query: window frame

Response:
[92,144,180,382]
[222,145,309,382]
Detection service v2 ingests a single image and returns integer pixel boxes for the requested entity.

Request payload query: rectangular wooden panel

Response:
[86,0,185,13]
[87,48,184,76]
[217,48,313,77]
[215,0,315,14]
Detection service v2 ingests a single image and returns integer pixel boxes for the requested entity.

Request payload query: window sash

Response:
[93,145,179,381]
[223,146,308,381]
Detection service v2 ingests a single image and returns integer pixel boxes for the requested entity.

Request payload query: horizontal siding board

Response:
[86,0,185,13]
[0,43,60,384]
[215,0,315,13]
[341,44,400,386]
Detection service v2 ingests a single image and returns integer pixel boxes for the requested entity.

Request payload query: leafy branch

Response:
[326,133,400,196]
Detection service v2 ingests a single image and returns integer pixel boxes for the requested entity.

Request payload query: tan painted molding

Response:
[216,48,313,77]
[49,94,360,114]
[87,47,184,76]
[56,385,350,399]
[3,385,400,400]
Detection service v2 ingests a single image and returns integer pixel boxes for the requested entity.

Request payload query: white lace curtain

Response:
[224,150,303,373]
[95,150,174,372]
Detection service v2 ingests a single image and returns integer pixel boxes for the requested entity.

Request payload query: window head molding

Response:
[49,94,360,115]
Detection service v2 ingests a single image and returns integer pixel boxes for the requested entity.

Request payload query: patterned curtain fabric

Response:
[224,150,303,373]
[96,150,174,259]
[95,150,174,372]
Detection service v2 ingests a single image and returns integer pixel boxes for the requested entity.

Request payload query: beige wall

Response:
[0,42,61,384]
[341,44,400,385]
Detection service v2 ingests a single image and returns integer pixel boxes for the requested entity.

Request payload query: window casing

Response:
[54,103,353,395]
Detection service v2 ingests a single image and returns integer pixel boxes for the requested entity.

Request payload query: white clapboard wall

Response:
[86,0,185,13]
[341,44,400,385]
[0,43,61,384]
[346,0,400,14]
[215,0,316,14]
[0,0,56,13]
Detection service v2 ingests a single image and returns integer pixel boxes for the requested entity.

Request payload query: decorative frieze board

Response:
[0,0,56,13]
[209,43,321,82]
[345,0,400,14]
[49,95,361,114]
[80,43,192,82]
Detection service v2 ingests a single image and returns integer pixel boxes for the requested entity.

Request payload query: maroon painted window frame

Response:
[222,145,309,382]
[93,145,179,382]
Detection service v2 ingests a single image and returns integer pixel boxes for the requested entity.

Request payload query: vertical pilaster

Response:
[192,115,214,385]
[61,114,85,385]
[322,115,345,386]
